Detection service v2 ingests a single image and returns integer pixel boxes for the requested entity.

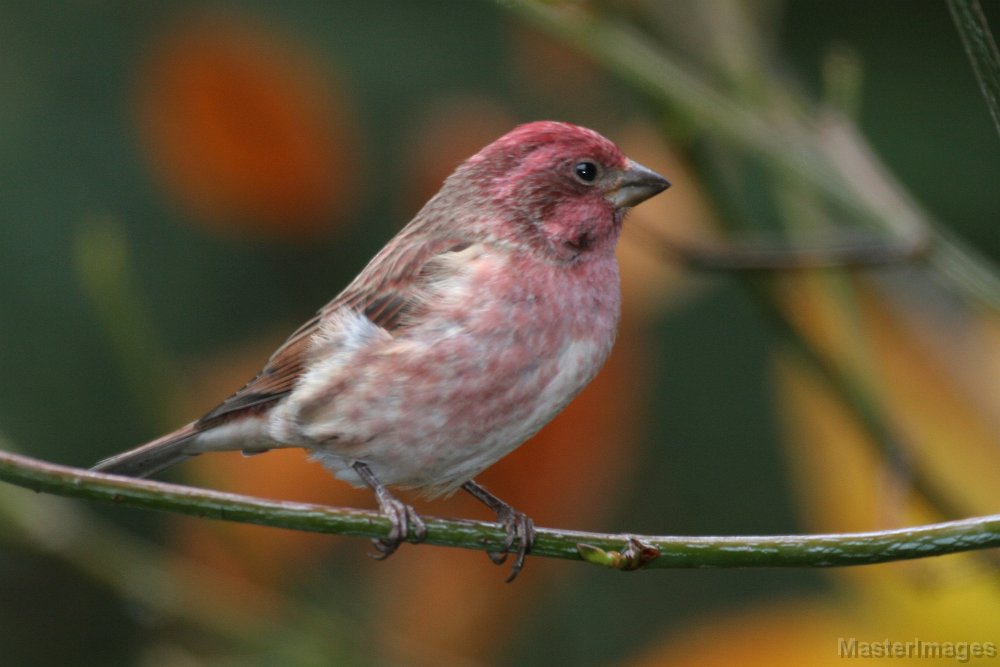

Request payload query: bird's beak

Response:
[607,159,670,208]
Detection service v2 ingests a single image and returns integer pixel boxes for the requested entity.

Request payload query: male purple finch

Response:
[94,121,669,580]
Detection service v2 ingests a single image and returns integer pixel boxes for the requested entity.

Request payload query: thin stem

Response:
[1,450,997,571]
[947,0,1000,140]
[631,222,929,271]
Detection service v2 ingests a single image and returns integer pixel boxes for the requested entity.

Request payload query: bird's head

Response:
[452,121,670,262]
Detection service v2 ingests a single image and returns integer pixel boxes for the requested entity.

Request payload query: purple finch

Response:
[94,121,669,580]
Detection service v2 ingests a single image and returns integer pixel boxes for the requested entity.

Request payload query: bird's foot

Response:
[370,494,427,559]
[353,461,427,559]
[462,480,536,582]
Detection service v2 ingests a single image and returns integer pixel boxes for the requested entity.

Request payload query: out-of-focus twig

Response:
[502,0,1000,310]
[0,443,353,656]
[500,0,1000,528]
[947,0,1000,139]
[631,222,930,271]
[75,216,184,427]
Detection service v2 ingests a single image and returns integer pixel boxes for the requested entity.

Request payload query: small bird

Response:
[94,121,669,580]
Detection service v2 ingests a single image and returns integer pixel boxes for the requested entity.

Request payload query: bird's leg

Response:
[462,480,536,582]
[353,461,427,559]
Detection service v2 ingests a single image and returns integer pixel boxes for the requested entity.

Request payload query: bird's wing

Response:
[196,237,473,427]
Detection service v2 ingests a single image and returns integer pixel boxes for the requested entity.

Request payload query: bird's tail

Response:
[92,422,201,478]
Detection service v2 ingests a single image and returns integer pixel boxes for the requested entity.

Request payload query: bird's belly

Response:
[271,253,620,496]
[307,332,609,496]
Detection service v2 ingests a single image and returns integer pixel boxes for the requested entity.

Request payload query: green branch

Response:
[1,450,997,571]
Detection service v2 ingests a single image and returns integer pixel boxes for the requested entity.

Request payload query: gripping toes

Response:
[353,461,427,559]
[494,506,536,582]
[371,495,427,559]
[462,480,536,582]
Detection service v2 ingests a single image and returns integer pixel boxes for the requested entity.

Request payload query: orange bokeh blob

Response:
[135,12,360,238]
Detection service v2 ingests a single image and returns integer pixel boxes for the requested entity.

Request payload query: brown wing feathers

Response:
[197,237,472,426]
[92,237,475,477]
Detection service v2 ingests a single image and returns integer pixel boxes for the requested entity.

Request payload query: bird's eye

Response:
[574,161,599,183]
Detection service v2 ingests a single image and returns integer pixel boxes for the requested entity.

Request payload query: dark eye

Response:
[574,161,599,183]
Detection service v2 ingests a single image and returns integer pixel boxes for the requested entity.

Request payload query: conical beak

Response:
[607,159,670,208]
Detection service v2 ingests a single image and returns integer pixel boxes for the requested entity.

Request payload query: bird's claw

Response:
[493,505,536,582]
[487,550,508,566]
[461,480,536,581]
[353,461,427,560]
[370,495,427,560]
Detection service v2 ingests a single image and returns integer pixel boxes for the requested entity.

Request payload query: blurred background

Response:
[1,1,1000,665]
